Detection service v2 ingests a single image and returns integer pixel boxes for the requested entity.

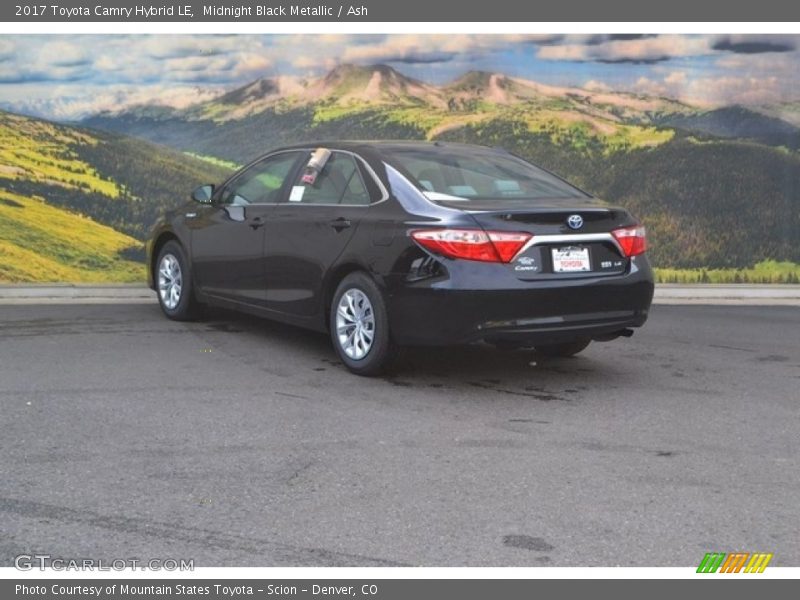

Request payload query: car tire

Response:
[155,240,202,321]
[535,338,591,358]
[330,272,402,376]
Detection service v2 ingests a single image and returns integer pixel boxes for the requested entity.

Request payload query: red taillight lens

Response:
[487,231,533,262]
[612,225,647,257]
[410,229,531,263]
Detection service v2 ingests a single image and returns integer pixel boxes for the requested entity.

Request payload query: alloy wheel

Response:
[158,253,183,310]
[335,288,375,360]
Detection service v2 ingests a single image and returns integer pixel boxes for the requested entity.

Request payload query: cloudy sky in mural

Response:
[1,34,799,119]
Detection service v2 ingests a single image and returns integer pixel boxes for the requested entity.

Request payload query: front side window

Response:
[385,147,587,204]
[219,152,302,205]
[289,152,371,206]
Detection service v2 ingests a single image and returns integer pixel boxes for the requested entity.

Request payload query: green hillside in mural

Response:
[0,110,231,282]
[0,191,143,283]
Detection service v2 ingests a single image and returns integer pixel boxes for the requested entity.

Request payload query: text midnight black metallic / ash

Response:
[147,142,654,375]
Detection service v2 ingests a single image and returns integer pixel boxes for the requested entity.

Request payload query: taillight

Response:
[612,225,647,257]
[410,229,531,263]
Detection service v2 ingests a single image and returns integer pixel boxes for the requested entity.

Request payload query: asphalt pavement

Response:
[1,303,798,567]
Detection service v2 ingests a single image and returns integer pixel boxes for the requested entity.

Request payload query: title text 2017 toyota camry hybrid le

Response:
[147,142,654,375]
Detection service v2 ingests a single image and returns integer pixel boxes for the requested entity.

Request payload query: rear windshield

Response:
[385,147,587,203]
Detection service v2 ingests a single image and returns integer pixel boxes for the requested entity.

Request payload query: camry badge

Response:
[567,214,584,230]
[514,256,539,272]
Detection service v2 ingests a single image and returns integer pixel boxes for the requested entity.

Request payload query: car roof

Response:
[273,140,500,158]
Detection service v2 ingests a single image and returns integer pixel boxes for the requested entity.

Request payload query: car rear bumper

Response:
[386,256,654,346]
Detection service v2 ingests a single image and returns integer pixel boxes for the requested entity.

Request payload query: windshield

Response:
[385,147,587,203]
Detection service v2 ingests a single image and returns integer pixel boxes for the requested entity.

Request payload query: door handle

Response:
[249,216,265,230]
[329,217,351,232]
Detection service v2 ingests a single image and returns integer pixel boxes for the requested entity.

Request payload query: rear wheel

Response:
[155,241,201,321]
[535,339,591,358]
[330,272,401,376]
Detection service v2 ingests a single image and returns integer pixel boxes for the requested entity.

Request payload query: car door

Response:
[189,151,304,305]
[264,150,373,317]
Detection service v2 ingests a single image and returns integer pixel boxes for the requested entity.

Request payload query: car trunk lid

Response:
[461,203,638,280]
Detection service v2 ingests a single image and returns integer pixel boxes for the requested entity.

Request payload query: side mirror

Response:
[191,184,214,204]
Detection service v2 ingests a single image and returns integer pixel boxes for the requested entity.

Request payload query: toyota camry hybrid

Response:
[147,141,654,375]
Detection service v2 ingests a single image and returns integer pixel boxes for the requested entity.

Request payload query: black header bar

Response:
[2,579,795,600]
[3,0,800,22]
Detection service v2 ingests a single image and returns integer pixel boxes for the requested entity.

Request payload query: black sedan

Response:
[147,142,653,375]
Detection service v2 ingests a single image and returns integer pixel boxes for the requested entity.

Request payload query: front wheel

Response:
[330,272,402,376]
[155,241,201,321]
[535,339,591,358]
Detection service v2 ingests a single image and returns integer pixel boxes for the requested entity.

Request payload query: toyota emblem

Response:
[567,214,584,230]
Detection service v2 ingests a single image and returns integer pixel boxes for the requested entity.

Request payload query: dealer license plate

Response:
[552,247,591,272]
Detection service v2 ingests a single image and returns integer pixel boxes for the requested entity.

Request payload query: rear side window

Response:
[386,147,586,203]
[290,152,371,206]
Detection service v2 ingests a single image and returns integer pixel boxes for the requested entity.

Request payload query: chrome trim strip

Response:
[513,232,623,260]
[353,153,390,203]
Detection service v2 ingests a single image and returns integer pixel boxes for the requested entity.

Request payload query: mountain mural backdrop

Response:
[3,63,800,282]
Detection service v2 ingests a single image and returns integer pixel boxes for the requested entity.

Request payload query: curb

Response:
[653,284,800,305]
[1,284,799,305]
[0,284,156,304]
